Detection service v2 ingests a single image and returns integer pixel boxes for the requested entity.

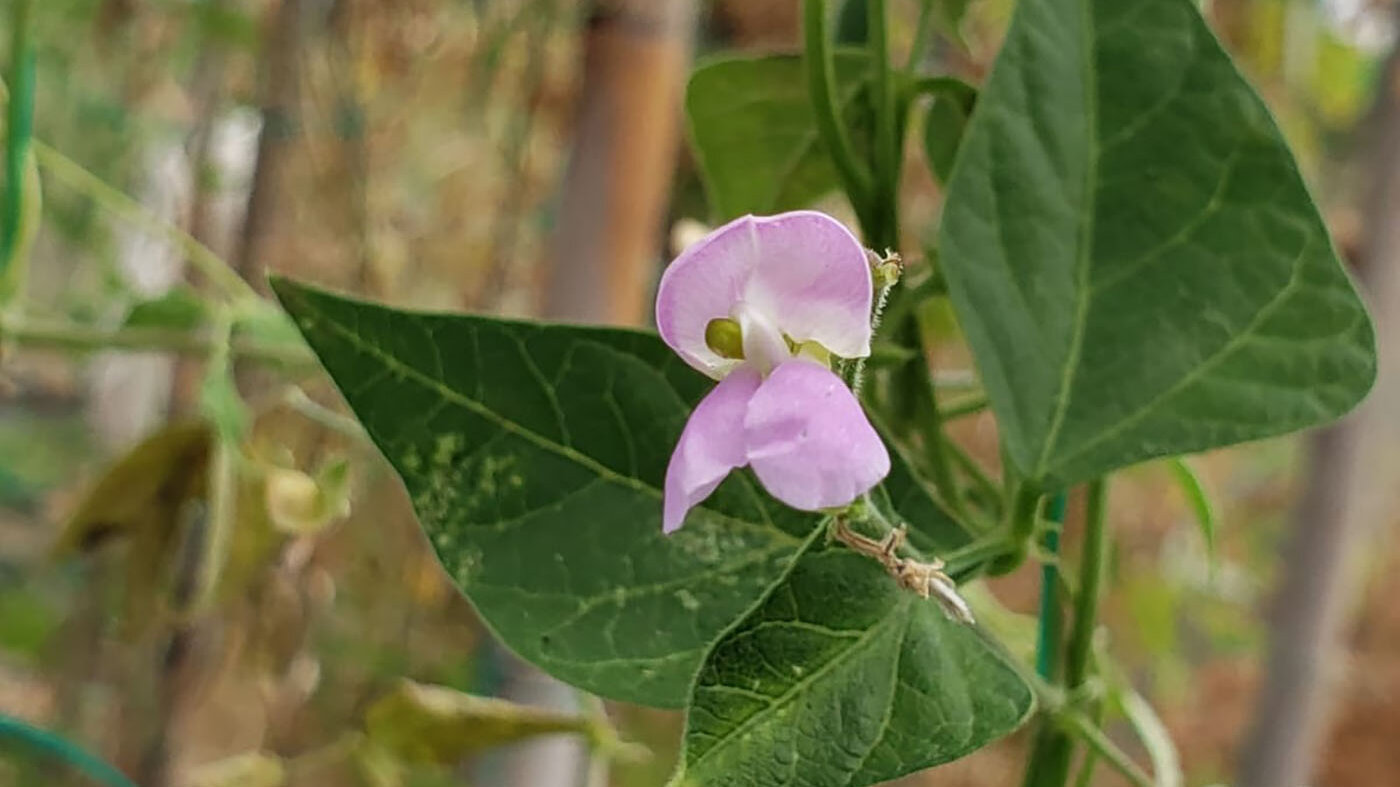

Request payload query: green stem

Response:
[2,0,33,278]
[988,484,1041,575]
[1114,679,1183,787]
[867,0,900,250]
[802,0,873,227]
[913,333,965,518]
[910,75,978,103]
[943,536,1016,582]
[1022,478,1110,787]
[944,436,999,509]
[283,387,368,440]
[930,369,978,390]
[1034,493,1069,680]
[0,314,315,367]
[942,394,988,420]
[906,0,934,70]
[1072,699,1105,787]
[193,310,238,614]
[1058,711,1151,787]
[32,141,259,304]
[1065,479,1107,688]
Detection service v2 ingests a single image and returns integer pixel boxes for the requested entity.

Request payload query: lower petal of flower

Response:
[743,360,890,512]
[662,365,763,533]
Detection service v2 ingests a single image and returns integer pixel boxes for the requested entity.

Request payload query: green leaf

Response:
[364,679,599,764]
[677,536,1034,786]
[272,278,809,707]
[123,286,209,331]
[274,279,974,709]
[1164,457,1215,561]
[939,0,1376,490]
[919,77,975,184]
[53,422,211,636]
[686,51,871,219]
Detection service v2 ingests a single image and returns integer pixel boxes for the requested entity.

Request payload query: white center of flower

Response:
[732,301,790,374]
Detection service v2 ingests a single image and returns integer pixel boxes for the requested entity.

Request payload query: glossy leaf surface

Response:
[939,0,1375,489]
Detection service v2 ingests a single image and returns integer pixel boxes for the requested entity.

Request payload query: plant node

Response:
[829,516,975,624]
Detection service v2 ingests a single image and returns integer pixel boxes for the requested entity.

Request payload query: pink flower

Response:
[656,211,891,533]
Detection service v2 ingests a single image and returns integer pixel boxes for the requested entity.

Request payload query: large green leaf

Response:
[939,0,1375,490]
[686,52,870,219]
[676,537,1034,787]
[271,279,969,708]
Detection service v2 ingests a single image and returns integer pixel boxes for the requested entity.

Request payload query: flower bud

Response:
[869,249,903,289]
[264,459,351,536]
[265,468,322,535]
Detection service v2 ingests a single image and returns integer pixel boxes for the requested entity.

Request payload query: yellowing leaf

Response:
[54,422,211,556]
[364,679,598,765]
[52,422,212,633]
[187,751,285,787]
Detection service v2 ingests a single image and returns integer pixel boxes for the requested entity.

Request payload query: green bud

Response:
[704,317,745,360]
[868,249,903,289]
[874,261,902,289]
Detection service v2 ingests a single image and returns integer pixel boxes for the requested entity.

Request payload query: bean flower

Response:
[657,210,890,533]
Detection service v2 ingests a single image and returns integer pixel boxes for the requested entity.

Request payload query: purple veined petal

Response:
[742,211,873,360]
[655,215,764,379]
[743,359,889,512]
[663,365,764,533]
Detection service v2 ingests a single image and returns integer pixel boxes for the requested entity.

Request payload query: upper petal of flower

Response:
[743,211,873,360]
[743,359,889,512]
[655,215,762,379]
[662,365,763,533]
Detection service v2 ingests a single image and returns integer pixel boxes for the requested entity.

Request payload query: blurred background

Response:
[0,0,1398,785]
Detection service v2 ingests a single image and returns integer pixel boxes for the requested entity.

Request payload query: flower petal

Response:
[655,215,762,379]
[734,301,790,374]
[663,366,763,533]
[744,360,889,511]
[743,211,873,359]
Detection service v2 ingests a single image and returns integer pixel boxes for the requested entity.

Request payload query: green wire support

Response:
[0,714,139,787]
